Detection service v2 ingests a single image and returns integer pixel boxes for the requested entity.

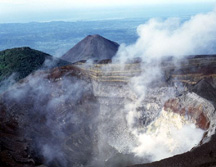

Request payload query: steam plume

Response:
[114,9,216,62]
[110,9,216,162]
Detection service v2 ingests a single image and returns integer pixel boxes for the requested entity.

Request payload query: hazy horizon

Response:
[0,1,216,23]
[1,1,216,167]
[1,1,216,56]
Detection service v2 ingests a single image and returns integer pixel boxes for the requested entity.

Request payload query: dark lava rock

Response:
[192,78,216,107]
[61,34,119,63]
[0,117,35,167]
[0,65,99,167]
[2,46,216,167]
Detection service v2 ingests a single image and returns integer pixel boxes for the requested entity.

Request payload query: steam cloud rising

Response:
[1,8,216,167]
[115,9,216,62]
[110,8,216,162]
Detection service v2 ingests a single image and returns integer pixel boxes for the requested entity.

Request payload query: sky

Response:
[0,0,216,23]
[1,0,216,9]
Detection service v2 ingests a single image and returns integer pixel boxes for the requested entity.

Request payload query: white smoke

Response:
[0,73,18,94]
[110,9,216,162]
[131,110,204,161]
[114,9,216,63]
[1,8,216,167]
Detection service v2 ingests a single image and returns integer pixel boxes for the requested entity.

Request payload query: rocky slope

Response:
[0,65,99,167]
[1,36,216,167]
[1,54,216,167]
[61,35,119,63]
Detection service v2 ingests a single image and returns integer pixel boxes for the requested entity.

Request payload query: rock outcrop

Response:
[0,65,99,167]
[1,53,216,167]
[164,93,214,130]
[0,105,35,167]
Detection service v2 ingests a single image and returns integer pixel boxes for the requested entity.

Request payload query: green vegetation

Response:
[0,47,70,82]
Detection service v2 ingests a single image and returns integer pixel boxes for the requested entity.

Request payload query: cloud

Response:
[114,9,216,63]
[0,73,18,94]
[111,8,216,162]
[132,111,204,161]
[1,6,216,167]
[0,0,215,11]
[0,0,215,23]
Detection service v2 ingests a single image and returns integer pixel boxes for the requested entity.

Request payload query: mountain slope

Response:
[0,47,68,81]
[0,47,70,92]
[1,54,216,167]
[61,34,119,63]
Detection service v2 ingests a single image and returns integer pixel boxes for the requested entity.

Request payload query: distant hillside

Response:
[0,47,70,92]
[61,34,119,63]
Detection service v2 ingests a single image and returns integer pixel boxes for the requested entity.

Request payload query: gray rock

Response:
[61,34,119,63]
